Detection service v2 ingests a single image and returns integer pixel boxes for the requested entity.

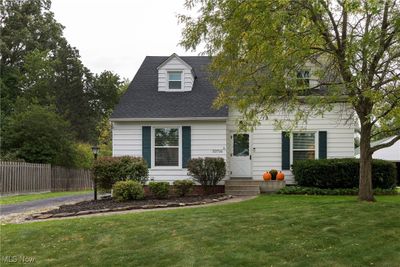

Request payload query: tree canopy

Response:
[180,0,400,201]
[2,102,76,166]
[0,0,125,166]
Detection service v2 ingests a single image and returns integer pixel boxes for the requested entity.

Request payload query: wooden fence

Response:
[0,161,92,196]
[51,166,92,192]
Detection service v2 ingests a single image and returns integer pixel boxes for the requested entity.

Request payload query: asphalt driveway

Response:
[0,193,93,216]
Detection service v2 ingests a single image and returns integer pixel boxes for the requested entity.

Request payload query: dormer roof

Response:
[157,53,193,70]
[110,56,228,120]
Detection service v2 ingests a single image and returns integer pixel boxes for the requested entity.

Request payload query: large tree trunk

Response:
[358,124,375,201]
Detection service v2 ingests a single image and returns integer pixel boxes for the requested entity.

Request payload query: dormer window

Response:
[157,54,194,92]
[168,71,182,89]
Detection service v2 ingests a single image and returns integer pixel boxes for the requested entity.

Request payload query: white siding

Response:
[112,106,355,184]
[113,121,227,183]
[227,104,355,184]
[158,57,194,92]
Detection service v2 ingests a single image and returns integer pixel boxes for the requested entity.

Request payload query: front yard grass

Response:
[0,190,92,205]
[1,195,399,266]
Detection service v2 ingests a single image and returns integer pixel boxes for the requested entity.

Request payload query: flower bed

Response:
[27,194,233,220]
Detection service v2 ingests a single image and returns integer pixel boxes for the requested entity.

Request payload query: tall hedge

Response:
[292,158,397,189]
[92,156,148,190]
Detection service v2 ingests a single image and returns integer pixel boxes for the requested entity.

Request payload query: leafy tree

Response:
[51,40,98,142]
[20,49,56,106]
[1,0,125,144]
[180,0,400,201]
[0,0,64,118]
[92,71,123,117]
[73,143,94,169]
[2,102,76,166]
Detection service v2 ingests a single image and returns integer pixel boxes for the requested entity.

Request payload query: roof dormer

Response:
[157,53,194,92]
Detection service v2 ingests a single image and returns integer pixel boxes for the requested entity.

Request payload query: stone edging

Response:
[26,195,234,220]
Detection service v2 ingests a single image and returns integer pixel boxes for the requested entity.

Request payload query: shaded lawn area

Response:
[1,195,399,266]
[0,190,92,205]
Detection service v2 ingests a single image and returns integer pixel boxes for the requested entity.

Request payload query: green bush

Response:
[1,104,77,167]
[292,158,397,189]
[187,157,226,189]
[173,180,195,197]
[269,169,278,180]
[92,156,148,190]
[113,180,145,201]
[73,143,93,169]
[148,182,170,199]
[277,186,398,195]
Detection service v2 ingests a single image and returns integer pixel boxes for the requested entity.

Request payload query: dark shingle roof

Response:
[110,56,228,119]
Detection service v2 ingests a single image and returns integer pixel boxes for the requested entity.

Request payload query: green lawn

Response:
[1,195,399,266]
[0,190,92,205]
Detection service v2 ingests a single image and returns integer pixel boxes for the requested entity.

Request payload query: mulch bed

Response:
[27,194,232,220]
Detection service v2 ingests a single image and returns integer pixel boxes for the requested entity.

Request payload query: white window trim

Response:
[167,70,183,91]
[290,131,319,166]
[151,126,182,169]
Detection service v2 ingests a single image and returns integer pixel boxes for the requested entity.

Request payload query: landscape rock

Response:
[95,209,112,213]
[155,204,169,208]
[166,203,180,207]
[76,210,93,216]
[141,205,157,209]
[52,212,75,218]
[36,214,53,219]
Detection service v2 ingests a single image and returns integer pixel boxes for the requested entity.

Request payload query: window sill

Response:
[150,166,185,170]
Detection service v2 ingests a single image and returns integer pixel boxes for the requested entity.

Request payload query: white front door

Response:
[230,133,252,178]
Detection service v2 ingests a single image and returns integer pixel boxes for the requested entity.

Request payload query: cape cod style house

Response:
[111,54,355,194]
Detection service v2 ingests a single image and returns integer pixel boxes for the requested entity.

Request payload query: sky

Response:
[51,0,199,79]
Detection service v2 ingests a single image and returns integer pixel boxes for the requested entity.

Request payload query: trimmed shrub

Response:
[173,180,195,197]
[187,157,226,190]
[92,156,148,190]
[277,186,398,195]
[292,158,397,189]
[148,182,170,199]
[269,169,278,180]
[113,180,145,201]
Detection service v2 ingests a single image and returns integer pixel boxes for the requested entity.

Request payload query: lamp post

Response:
[91,145,100,200]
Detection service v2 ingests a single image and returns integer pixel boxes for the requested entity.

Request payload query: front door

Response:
[230,133,252,177]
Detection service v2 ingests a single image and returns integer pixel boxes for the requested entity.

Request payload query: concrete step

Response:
[225,189,260,196]
[225,185,260,191]
[225,180,262,186]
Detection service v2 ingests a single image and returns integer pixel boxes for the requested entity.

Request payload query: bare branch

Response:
[371,135,400,153]
[371,127,400,138]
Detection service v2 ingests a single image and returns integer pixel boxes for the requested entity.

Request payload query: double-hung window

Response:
[296,70,310,88]
[154,128,179,167]
[292,132,316,164]
[168,71,182,89]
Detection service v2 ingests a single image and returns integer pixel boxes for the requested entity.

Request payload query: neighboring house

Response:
[355,136,400,181]
[111,54,355,185]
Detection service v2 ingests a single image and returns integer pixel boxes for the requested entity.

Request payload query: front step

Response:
[224,180,261,196]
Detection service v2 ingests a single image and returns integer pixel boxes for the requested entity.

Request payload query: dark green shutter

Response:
[319,131,327,159]
[142,126,151,168]
[282,132,290,170]
[182,126,191,168]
